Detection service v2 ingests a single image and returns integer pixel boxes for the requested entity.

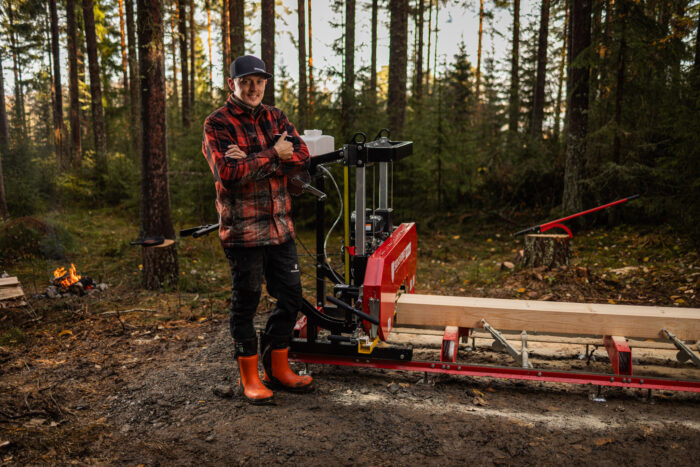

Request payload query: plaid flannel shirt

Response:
[202,95,310,247]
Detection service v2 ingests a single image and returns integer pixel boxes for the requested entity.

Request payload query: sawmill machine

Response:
[181,130,700,394]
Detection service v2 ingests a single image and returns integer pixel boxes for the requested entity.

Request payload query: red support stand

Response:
[441,326,460,362]
[604,335,633,376]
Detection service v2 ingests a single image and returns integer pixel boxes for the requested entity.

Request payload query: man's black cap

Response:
[229,55,272,79]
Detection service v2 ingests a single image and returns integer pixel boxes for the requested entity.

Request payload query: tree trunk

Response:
[177,0,190,127]
[695,12,700,77]
[531,0,550,138]
[170,8,180,108]
[7,0,27,138]
[475,0,484,104]
[522,234,570,269]
[388,0,409,137]
[308,0,314,122]
[261,0,275,105]
[49,0,66,170]
[370,0,378,109]
[229,0,244,59]
[222,0,230,88]
[342,0,355,138]
[612,0,627,165]
[82,0,108,170]
[0,58,8,151]
[563,0,591,213]
[137,0,178,289]
[206,0,213,96]
[66,0,82,167]
[118,0,130,101]
[297,0,307,130]
[126,0,141,160]
[508,0,520,138]
[415,0,424,102]
[189,0,195,110]
[600,0,612,97]
[0,59,9,219]
[553,1,569,143]
[77,11,88,145]
[425,0,432,92]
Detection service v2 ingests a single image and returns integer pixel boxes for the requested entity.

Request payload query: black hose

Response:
[326,295,379,325]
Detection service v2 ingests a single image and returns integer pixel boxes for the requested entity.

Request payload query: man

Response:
[202,55,312,404]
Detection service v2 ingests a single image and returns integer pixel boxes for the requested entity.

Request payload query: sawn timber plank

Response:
[0,277,20,287]
[0,286,25,300]
[395,294,700,340]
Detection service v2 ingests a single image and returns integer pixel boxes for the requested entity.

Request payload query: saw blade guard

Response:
[362,222,417,341]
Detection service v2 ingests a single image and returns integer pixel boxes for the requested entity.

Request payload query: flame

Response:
[53,263,81,289]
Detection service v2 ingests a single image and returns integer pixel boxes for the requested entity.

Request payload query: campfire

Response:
[44,263,105,298]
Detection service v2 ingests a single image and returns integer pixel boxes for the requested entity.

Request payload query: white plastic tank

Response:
[300,129,335,156]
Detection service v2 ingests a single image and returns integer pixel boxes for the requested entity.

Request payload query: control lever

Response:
[292,176,327,201]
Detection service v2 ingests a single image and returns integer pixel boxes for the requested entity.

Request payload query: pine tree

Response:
[82,0,108,172]
[49,0,66,169]
[229,0,244,58]
[261,0,275,105]
[137,0,179,289]
[388,0,409,137]
[342,0,355,138]
[0,57,8,219]
[297,0,307,130]
[66,0,82,166]
[563,0,591,212]
[531,0,550,138]
[126,0,141,159]
[177,0,190,127]
[508,0,520,139]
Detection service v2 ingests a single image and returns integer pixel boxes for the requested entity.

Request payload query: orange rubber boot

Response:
[262,348,314,393]
[237,355,274,404]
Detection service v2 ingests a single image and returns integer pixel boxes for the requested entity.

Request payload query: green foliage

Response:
[0,216,74,265]
[2,143,54,216]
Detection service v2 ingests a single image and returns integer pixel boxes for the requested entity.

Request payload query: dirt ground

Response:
[1,220,700,464]
[1,301,699,465]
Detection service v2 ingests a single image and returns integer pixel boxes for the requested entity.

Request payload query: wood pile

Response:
[0,276,27,309]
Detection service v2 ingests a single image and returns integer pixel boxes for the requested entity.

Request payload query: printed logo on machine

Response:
[391,242,412,282]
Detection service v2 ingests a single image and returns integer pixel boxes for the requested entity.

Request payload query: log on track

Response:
[395,294,700,340]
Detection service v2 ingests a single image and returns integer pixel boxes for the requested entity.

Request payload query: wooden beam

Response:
[396,294,700,340]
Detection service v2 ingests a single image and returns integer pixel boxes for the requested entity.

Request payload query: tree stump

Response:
[522,234,570,269]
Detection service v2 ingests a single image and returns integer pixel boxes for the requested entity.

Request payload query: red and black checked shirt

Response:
[202,95,310,247]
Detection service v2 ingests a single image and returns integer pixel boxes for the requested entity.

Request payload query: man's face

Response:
[228,74,267,107]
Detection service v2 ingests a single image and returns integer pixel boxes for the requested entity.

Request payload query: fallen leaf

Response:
[517,288,526,293]
[471,388,484,397]
[473,396,488,406]
[593,437,615,447]
[452,235,460,240]
[58,330,72,338]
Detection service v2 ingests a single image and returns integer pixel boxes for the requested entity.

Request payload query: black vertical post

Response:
[308,173,325,344]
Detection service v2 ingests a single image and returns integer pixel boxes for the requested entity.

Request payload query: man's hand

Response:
[273,131,294,161]
[225,144,246,160]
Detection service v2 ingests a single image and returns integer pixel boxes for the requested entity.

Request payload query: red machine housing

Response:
[362,222,417,341]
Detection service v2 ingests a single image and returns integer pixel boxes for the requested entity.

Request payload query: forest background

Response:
[0,0,699,288]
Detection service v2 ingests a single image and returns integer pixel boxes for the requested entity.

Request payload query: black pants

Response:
[224,239,302,354]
